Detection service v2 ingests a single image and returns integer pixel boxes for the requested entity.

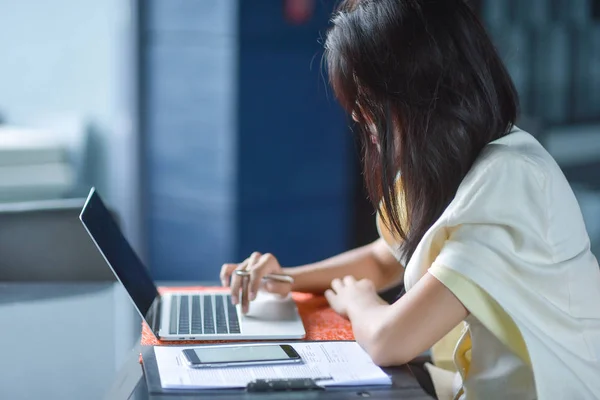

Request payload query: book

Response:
[0,127,67,167]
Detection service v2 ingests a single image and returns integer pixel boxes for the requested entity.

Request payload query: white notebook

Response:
[154,342,392,389]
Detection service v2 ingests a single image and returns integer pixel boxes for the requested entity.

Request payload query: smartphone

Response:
[181,344,302,368]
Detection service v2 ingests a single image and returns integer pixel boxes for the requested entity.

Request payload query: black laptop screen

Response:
[80,188,159,322]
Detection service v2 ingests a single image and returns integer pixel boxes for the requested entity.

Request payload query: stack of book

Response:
[0,126,75,202]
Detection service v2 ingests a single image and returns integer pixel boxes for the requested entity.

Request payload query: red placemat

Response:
[141,287,354,345]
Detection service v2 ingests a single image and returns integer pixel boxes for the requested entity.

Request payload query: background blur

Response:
[0,0,599,399]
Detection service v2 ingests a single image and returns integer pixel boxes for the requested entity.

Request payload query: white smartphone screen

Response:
[182,344,301,366]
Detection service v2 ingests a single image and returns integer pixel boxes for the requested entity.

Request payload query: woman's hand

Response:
[326,273,469,367]
[325,276,386,318]
[220,252,292,313]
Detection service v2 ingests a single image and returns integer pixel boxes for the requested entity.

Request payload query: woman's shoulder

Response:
[445,129,549,218]
[444,126,592,265]
[451,126,579,214]
[465,127,553,189]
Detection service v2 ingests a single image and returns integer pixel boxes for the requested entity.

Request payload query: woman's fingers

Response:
[324,288,346,317]
[223,252,288,313]
[324,289,335,303]
[331,278,344,293]
[228,260,248,306]
[247,253,279,301]
[239,252,261,313]
[229,252,261,305]
[343,275,356,285]
[219,263,237,287]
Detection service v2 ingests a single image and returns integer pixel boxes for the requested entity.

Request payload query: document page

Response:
[154,342,392,389]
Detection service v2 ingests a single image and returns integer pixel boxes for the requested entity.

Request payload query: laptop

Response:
[79,188,306,341]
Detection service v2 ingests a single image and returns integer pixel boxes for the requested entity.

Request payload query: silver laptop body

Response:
[79,188,305,341]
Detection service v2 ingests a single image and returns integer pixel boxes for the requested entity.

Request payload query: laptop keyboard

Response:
[169,294,241,336]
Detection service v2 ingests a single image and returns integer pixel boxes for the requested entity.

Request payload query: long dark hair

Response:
[325,0,518,264]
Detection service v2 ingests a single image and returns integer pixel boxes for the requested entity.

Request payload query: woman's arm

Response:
[221,238,402,312]
[284,238,403,294]
[326,273,468,366]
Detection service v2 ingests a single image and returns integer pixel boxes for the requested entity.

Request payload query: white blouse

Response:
[398,127,600,399]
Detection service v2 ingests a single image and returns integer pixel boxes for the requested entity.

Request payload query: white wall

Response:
[0,0,142,252]
[0,0,120,125]
[0,0,142,398]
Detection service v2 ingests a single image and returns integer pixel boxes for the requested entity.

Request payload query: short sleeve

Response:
[429,264,531,366]
[430,151,598,364]
[435,153,578,320]
[446,152,548,236]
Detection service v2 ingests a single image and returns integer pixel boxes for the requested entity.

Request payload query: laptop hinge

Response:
[154,297,162,337]
[147,296,161,338]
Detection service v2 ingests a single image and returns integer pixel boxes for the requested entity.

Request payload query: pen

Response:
[234,269,295,284]
[234,269,294,307]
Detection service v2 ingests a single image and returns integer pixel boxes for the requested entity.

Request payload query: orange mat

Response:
[141,287,355,345]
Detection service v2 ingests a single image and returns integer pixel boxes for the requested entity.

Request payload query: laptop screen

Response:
[79,188,159,324]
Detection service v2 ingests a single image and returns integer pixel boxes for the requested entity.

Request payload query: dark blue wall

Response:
[236,1,352,267]
[143,0,239,280]
[143,0,353,280]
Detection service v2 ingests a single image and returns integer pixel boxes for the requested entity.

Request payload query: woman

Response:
[221,0,600,398]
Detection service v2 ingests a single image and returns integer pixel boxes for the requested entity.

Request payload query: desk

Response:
[0,281,432,399]
[0,282,139,400]
[106,281,433,400]
[113,344,433,400]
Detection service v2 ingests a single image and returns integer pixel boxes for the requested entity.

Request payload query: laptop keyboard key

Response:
[169,296,178,334]
[178,295,189,334]
[215,295,228,334]
[175,294,239,336]
[226,295,241,334]
[191,295,202,334]
[203,295,215,334]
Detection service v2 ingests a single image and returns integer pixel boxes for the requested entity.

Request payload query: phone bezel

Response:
[182,344,302,368]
